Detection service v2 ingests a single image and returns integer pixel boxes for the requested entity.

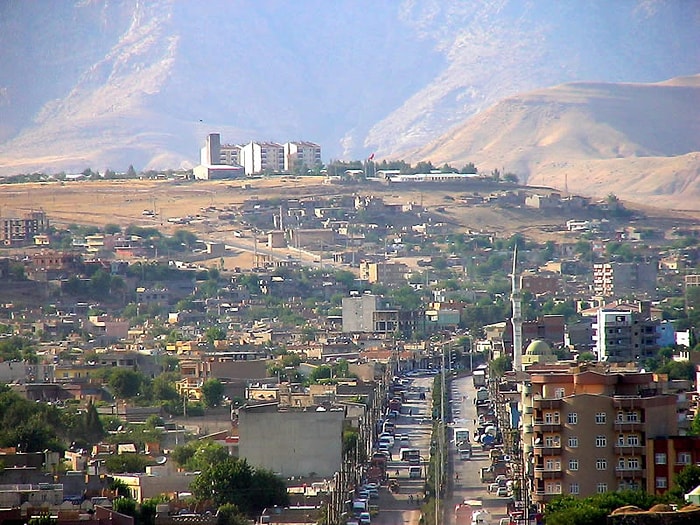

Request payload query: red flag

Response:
[368,153,375,161]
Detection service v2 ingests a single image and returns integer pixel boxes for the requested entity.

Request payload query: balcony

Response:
[613,396,642,409]
[534,466,562,479]
[532,490,562,503]
[533,398,563,410]
[533,443,562,456]
[615,467,646,479]
[614,444,645,455]
[614,420,644,431]
[533,420,561,432]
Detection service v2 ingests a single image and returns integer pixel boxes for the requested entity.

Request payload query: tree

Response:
[190,457,288,516]
[109,369,143,399]
[111,497,137,517]
[104,223,121,235]
[489,356,512,377]
[216,503,249,525]
[201,379,224,408]
[671,464,700,498]
[104,453,149,474]
[205,326,227,346]
[80,400,105,444]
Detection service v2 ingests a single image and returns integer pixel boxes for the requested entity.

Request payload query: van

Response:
[408,466,422,479]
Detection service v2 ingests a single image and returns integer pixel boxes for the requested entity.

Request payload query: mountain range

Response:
[0,0,698,206]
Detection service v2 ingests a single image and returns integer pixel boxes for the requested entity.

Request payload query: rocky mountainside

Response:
[0,0,698,195]
[408,75,700,209]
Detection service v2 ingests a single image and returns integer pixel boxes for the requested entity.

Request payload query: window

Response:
[617,434,625,446]
[568,413,578,425]
[628,458,640,470]
[616,411,624,422]
[545,459,560,471]
[655,453,667,465]
[554,388,566,399]
[569,483,580,495]
[568,436,579,448]
[546,482,562,494]
[597,483,608,494]
[545,412,555,424]
[656,477,667,489]
[678,452,692,465]
[595,435,607,448]
[596,459,608,470]
[595,412,607,424]
[627,411,639,422]
[617,458,626,470]
[569,459,579,471]
[626,435,639,446]
[545,435,560,447]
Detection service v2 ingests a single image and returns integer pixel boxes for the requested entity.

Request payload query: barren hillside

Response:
[408,76,700,210]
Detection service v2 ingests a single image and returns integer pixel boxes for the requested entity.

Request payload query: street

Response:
[448,374,509,524]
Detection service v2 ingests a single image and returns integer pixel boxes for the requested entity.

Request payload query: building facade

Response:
[592,261,658,298]
[238,404,344,478]
[359,261,408,286]
[593,309,659,362]
[240,141,285,175]
[1,211,49,246]
[521,365,678,506]
[284,141,321,172]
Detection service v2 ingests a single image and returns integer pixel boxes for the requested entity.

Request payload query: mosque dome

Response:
[525,339,553,356]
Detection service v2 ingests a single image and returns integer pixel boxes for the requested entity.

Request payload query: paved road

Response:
[448,374,509,525]
[373,376,433,525]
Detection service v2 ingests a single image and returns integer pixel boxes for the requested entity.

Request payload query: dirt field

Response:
[1,178,698,251]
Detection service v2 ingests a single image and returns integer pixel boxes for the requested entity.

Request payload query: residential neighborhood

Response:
[1,162,700,525]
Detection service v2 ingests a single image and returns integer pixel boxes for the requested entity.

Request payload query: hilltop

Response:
[406,76,700,210]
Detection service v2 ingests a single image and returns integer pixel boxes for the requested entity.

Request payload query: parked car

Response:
[359,512,371,525]
[496,486,510,497]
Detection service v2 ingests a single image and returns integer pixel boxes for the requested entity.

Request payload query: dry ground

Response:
[1,178,698,253]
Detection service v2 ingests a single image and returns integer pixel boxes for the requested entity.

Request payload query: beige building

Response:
[283,141,321,171]
[521,364,678,506]
[240,141,285,174]
[359,261,408,286]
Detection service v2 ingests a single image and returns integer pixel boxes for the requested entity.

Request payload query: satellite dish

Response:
[535,437,541,445]
[155,456,167,465]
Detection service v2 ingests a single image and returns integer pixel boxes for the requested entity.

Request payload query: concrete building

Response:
[283,141,321,172]
[593,308,659,362]
[237,404,344,478]
[520,364,678,506]
[194,133,244,180]
[592,261,658,299]
[342,294,398,334]
[647,436,700,495]
[359,261,408,286]
[240,141,285,175]
[1,211,49,246]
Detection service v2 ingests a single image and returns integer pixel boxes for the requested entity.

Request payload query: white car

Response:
[359,511,371,524]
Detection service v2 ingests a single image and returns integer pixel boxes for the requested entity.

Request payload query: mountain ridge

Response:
[0,0,698,206]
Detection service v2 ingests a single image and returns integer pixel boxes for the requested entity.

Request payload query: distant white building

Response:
[240,141,285,175]
[194,133,244,180]
[284,141,321,171]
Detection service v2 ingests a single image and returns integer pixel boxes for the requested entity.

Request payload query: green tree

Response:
[109,369,144,399]
[671,464,700,498]
[489,355,512,377]
[28,513,57,525]
[215,503,249,525]
[190,457,288,517]
[111,497,137,517]
[104,223,122,235]
[201,379,224,408]
[104,453,149,474]
[205,326,226,346]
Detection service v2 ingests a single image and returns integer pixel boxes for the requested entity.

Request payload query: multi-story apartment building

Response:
[647,436,700,495]
[593,308,659,362]
[283,141,321,171]
[520,364,678,507]
[1,211,49,246]
[342,294,422,336]
[592,260,658,298]
[219,143,242,165]
[359,261,408,286]
[240,141,285,174]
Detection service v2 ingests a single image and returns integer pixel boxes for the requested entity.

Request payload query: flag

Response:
[368,153,375,161]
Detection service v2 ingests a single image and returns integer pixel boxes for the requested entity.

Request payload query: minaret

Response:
[511,244,523,371]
